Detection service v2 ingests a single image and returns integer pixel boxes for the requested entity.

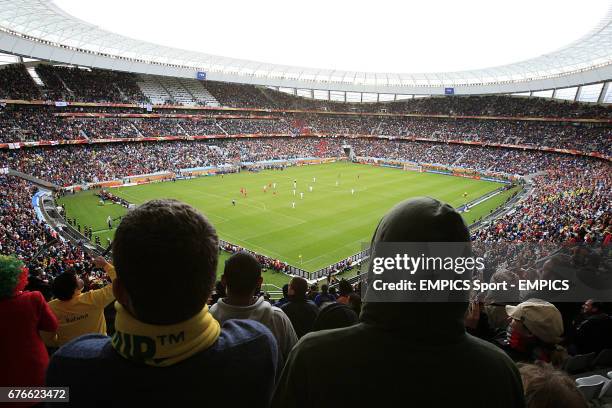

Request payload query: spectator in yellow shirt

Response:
[41,256,116,348]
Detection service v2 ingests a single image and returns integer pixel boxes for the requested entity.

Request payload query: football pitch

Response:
[59,162,517,286]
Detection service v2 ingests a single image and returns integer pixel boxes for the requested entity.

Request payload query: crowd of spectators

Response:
[0,176,104,298]
[35,65,146,103]
[0,65,41,100]
[2,64,610,120]
[1,104,609,156]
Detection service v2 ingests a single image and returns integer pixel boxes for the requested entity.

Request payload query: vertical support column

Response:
[597,82,609,104]
[574,86,583,102]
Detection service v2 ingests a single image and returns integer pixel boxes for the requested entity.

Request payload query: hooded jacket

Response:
[210,296,297,363]
[272,197,525,408]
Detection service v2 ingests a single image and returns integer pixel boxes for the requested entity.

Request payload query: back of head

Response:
[361,197,471,333]
[52,272,78,301]
[313,303,358,331]
[112,199,218,325]
[289,277,308,299]
[223,251,262,297]
[519,363,587,408]
[338,279,353,296]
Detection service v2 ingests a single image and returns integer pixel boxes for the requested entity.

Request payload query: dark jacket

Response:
[574,313,612,354]
[47,319,278,407]
[272,197,525,408]
[272,302,524,408]
[281,298,319,338]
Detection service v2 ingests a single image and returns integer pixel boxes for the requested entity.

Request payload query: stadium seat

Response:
[575,375,607,400]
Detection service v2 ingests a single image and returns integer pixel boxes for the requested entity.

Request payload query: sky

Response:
[54,0,610,74]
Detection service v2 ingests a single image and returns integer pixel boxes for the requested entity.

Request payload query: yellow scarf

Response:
[112,302,220,367]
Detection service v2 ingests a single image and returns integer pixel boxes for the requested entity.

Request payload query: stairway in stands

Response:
[136,74,221,107]
[136,75,172,105]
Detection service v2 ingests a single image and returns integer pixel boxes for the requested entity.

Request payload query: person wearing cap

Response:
[505,298,567,367]
[272,197,525,408]
[210,251,297,364]
[40,256,116,348]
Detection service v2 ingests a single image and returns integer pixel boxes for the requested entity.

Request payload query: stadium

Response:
[0,0,610,406]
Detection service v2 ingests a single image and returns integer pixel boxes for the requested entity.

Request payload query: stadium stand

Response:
[0,66,610,407]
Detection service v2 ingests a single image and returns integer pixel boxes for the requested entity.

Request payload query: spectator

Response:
[273,283,289,308]
[504,299,567,367]
[484,270,520,331]
[41,256,116,349]
[336,279,354,305]
[519,363,587,408]
[313,283,335,307]
[348,292,362,316]
[281,277,319,339]
[46,200,278,406]
[0,255,58,389]
[210,251,297,364]
[312,303,358,332]
[572,299,612,354]
[209,280,225,305]
[272,197,525,407]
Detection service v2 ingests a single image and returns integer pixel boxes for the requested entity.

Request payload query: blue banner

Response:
[196,71,207,80]
[444,87,454,95]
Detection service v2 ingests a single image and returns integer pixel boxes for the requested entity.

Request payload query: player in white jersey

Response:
[300,192,304,199]
[292,202,295,209]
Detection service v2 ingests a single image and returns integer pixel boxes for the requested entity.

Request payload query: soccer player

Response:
[351,189,355,195]
[300,192,304,199]
[107,216,113,230]
[273,182,277,189]
[291,202,296,209]
[309,186,313,192]
[463,192,468,199]
[312,177,316,183]
[293,189,296,196]
[232,199,236,206]
[293,180,297,189]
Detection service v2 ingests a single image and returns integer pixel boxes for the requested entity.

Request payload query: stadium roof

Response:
[0,0,611,95]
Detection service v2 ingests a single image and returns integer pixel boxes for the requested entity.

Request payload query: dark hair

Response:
[112,199,218,324]
[338,279,353,296]
[281,283,289,298]
[519,363,587,408]
[52,272,78,301]
[223,251,262,296]
[290,277,308,298]
[321,284,329,294]
[313,303,358,331]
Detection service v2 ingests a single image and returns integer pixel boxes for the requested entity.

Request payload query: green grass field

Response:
[59,162,515,288]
